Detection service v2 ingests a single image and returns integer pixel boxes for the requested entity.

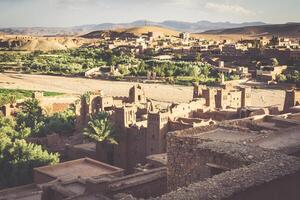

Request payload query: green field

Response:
[0,88,63,106]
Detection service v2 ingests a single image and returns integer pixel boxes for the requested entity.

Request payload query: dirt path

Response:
[0,73,285,108]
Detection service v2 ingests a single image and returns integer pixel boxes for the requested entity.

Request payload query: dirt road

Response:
[0,73,285,108]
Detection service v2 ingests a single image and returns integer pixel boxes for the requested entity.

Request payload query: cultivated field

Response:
[0,73,285,108]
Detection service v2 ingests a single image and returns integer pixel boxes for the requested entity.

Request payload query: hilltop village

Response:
[0,26,300,200]
[0,79,299,199]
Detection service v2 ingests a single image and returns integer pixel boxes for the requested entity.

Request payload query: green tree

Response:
[83,112,117,145]
[16,98,47,137]
[276,74,287,82]
[0,114,30,140]
[47,107,76,136]
[9,95,16,106]
[0,139,59,187]
[271,58,279,66]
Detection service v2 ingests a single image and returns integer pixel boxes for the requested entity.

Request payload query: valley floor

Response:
[0,73,285,109]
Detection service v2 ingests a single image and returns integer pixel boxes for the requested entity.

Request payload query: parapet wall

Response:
[158,153,300,200]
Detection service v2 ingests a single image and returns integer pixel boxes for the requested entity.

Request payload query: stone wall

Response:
[167,135,247,191]
[156,155,300,200]
[163,128,300,200]
[168,121,194,131]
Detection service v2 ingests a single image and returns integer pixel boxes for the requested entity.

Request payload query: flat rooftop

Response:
[253,126,300,154]
[35,158,124,180]
[171,114,300,155]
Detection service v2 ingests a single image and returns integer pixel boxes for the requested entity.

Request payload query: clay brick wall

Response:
[147,112,169,155]
[34,170,56,184]
[126,126,148,172]
[194,110,238,121]
[202,88,216,108]
[284,90,295,112]
[66,144,97,161]
[295,90,300,105]
[170,99,205,120]
[51,103,70,113]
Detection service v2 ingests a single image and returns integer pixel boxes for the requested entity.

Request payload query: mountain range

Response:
[0,20,267,36]
[202,23,300,38]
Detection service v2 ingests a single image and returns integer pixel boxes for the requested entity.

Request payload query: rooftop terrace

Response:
[34,158,124,183]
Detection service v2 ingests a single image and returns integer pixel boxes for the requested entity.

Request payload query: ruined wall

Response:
[129,85,147,104]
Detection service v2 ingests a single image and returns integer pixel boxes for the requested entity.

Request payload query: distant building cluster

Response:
[1,28,300,200]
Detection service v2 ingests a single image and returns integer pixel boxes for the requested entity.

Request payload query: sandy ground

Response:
[0,73,285,108]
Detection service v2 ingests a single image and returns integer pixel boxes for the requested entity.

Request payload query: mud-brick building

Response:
[193,83,251,109]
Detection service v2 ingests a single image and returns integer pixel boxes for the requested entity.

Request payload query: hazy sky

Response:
[0,0,299,27]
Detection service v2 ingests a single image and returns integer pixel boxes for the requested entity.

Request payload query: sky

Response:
[0,0,299,27]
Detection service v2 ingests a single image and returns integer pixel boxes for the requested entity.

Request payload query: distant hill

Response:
[0,20,266,36]
[124,26,179,36]
[0,36,85,51]
[201,23,300,38]
[82,26,180,39]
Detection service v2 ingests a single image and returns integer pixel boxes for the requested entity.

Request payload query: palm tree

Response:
[83,112,118,145]
[9,95,16,107]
